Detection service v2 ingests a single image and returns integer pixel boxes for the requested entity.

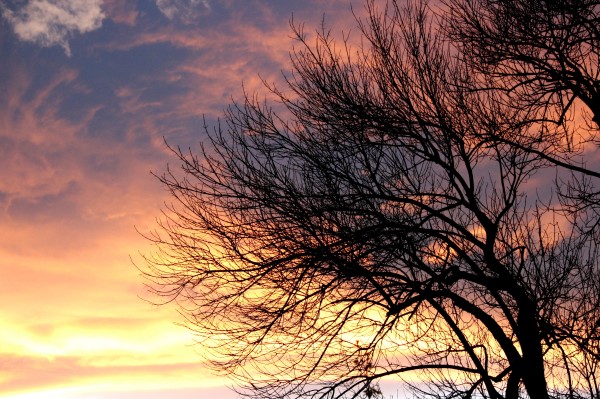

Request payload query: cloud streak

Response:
[0,352,231,397]
[1,0,105,56]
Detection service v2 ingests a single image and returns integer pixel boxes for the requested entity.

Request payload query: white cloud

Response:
[156,0,210,24]
[1,0,105,56]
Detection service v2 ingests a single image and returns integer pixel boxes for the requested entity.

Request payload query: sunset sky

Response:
[0,1,361,397]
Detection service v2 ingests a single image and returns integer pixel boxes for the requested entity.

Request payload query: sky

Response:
[0,1,364,398]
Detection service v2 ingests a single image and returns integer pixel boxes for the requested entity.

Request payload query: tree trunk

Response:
[517,301,550,399]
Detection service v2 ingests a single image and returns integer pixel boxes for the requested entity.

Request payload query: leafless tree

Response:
[143,1,600,398]
[445,0,600,124]
[444,0,600,218]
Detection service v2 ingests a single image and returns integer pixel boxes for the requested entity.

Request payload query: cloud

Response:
[103,0,138,26]
[0,0,105,56]
[156,0,210,24]
[0,353,224,396]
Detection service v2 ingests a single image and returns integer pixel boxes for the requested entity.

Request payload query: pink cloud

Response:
[102,0,139,26]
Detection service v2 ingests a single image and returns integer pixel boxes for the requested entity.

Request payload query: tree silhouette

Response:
[143,1,600,398]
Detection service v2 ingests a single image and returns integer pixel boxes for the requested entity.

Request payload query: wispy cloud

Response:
[155,0,210,24]
[0,0,105,56]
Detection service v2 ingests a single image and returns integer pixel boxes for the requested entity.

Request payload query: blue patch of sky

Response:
[71,41,194,136]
